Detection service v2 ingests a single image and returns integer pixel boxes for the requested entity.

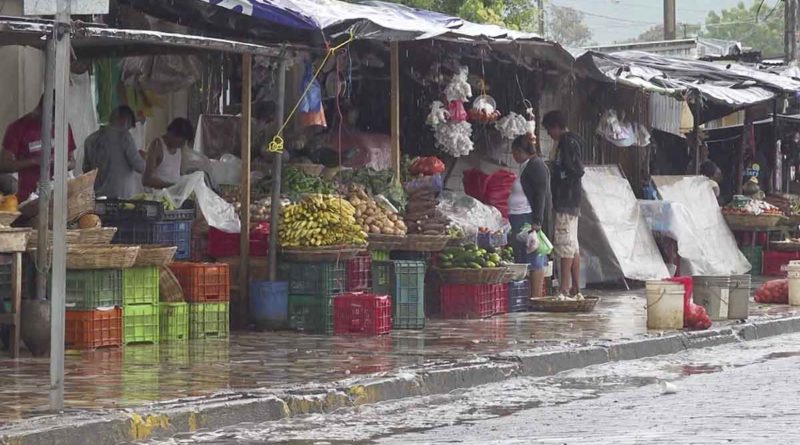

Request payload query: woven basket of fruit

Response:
[281,245,363,263]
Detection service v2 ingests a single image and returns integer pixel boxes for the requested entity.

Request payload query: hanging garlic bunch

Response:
[434,121,474,157]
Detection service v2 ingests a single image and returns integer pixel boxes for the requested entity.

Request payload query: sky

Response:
[550,0,765,45]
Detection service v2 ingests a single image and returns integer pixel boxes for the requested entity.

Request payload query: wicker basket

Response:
[529,297,600,313]
[21,170,97,225]
[724,213,782,229]
[435,266,509,284]
[65,244,139,270]
[27,227,116,249]
[781,214,800,227]
[504,264,530,281]
[0,211,20,227]
[134,245,177,267]
[0,228,31,253]
[770,241,800,252]
[159,266,184,302]
[367,233,406,251]
[397,234,450,252]
[281,245,364,263]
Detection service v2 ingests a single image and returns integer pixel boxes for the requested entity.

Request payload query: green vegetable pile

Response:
[255,166,337,200]
[132,193,177,211]
[438,244,514,269]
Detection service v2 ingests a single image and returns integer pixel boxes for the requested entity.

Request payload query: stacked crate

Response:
[64,269,123,349]
[440,284,497,319]
[279,261,346,334]
[169,262,230,339]
[371,260,425,329]
[508,280,530,313]
[122,267,160,345]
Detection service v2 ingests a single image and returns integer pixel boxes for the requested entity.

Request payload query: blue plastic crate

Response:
[249,281,288,328]
[508,280,530,313]
[113,220,192,260]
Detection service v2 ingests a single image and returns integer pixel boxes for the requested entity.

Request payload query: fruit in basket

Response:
[78,214,102,229]
[0,195,18,212]
[347,185,406,235]
[280,194,367,247]
[438,243,503,269]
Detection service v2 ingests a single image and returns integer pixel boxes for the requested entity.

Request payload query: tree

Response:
[703,0,784,57]
[546,6,592,47]
[374,0,540,31]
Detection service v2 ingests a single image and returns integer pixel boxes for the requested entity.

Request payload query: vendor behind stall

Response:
[0,94,77,201]
[83,106,145,199]
[142,118,193,189]
[510,135,551,299]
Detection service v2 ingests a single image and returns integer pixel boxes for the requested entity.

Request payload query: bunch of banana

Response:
[280,194,368,247]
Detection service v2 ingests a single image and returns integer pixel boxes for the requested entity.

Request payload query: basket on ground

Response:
[529,297,600,313]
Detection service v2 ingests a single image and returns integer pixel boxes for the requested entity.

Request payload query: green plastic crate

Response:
[288,294,332,334]
[279,261,345,297]
[371,261,425,329]
[740,245,763,275]
[390,261,426,330]
[65,269,122,310]
[123,304,159,345]
[189,302,229,339]
[123,267,159,306]
[370,250,390,261]
[159,302,189,342]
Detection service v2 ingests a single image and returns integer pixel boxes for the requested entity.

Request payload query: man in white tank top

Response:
[143,118,194,189]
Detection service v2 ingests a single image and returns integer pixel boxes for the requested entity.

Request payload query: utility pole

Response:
[537,0,545,37]
[663,0,676,40]
[786,0,797,63]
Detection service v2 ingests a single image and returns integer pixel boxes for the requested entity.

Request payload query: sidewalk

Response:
[2,286,800,440]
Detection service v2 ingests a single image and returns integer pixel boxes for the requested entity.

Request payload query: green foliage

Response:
[546,6,592,47]
[703,0,784,57]
[357,0,540,32]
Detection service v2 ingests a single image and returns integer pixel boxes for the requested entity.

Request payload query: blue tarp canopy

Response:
[200,0,573,67]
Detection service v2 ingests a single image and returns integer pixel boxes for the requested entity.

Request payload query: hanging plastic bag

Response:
[526,230,540,254]
[537,231,553,256]
[301,104,327,128]
[462,169,489,201]
[299,61,322,113]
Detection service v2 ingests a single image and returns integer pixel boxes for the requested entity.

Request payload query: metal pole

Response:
[787,0,798,63]
[537,0,545,36]
[36,35,56,301]
[268,58,286,282]
[49,0,70,412]
[663,0,676,40]
[238,54,252,329]
[390,42,401,181]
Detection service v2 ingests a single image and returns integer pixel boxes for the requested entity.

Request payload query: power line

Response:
[549,3,659,25]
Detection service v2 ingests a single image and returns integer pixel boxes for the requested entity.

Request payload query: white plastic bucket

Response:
[728,275,751,320]
[693,276,732,321]
[646,281,685,330]
[787,261,800,306]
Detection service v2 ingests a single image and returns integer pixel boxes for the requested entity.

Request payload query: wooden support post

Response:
[390,42,401,180]
[268,58,287,282]
[238,53,252,329]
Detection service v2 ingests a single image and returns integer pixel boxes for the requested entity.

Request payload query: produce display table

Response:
[0,229,31,358]
[728,225,788,249]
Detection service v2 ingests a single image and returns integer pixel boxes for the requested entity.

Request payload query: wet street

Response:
[147,332,800,444]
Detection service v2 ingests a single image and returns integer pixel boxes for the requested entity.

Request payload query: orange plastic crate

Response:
[169,262,231,303]
[65,308,122,349]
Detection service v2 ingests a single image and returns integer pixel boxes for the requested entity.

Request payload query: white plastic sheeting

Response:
[652,176,751,276]
[579,166,669,283]
[150,171,241,233]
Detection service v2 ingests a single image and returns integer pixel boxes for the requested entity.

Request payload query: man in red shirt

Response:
[0,96,76,201]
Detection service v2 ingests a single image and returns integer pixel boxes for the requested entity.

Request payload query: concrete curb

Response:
[4,315,800,445]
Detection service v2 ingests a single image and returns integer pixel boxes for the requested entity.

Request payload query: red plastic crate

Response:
[763,250,800,276]
[440,284,496,319]
[346,252,372,292]
[207,221,269,258]
[333,292,392,335]
[169,262,231,302]
[65,308,122,349]
[493,284,508,315]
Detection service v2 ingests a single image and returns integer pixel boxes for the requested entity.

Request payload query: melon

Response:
[78,214,101,229]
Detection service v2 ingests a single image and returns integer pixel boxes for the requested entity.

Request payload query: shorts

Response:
[554,212,579,258]
[509,213,548,271]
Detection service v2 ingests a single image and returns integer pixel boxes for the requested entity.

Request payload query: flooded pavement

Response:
[2,287,800,426]
[143,332,800,444]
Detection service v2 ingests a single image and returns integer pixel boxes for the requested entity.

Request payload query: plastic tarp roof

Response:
[576,50,800,109]
[579,165,669,284]
[652,175,751,276]
[197,0,573,66]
